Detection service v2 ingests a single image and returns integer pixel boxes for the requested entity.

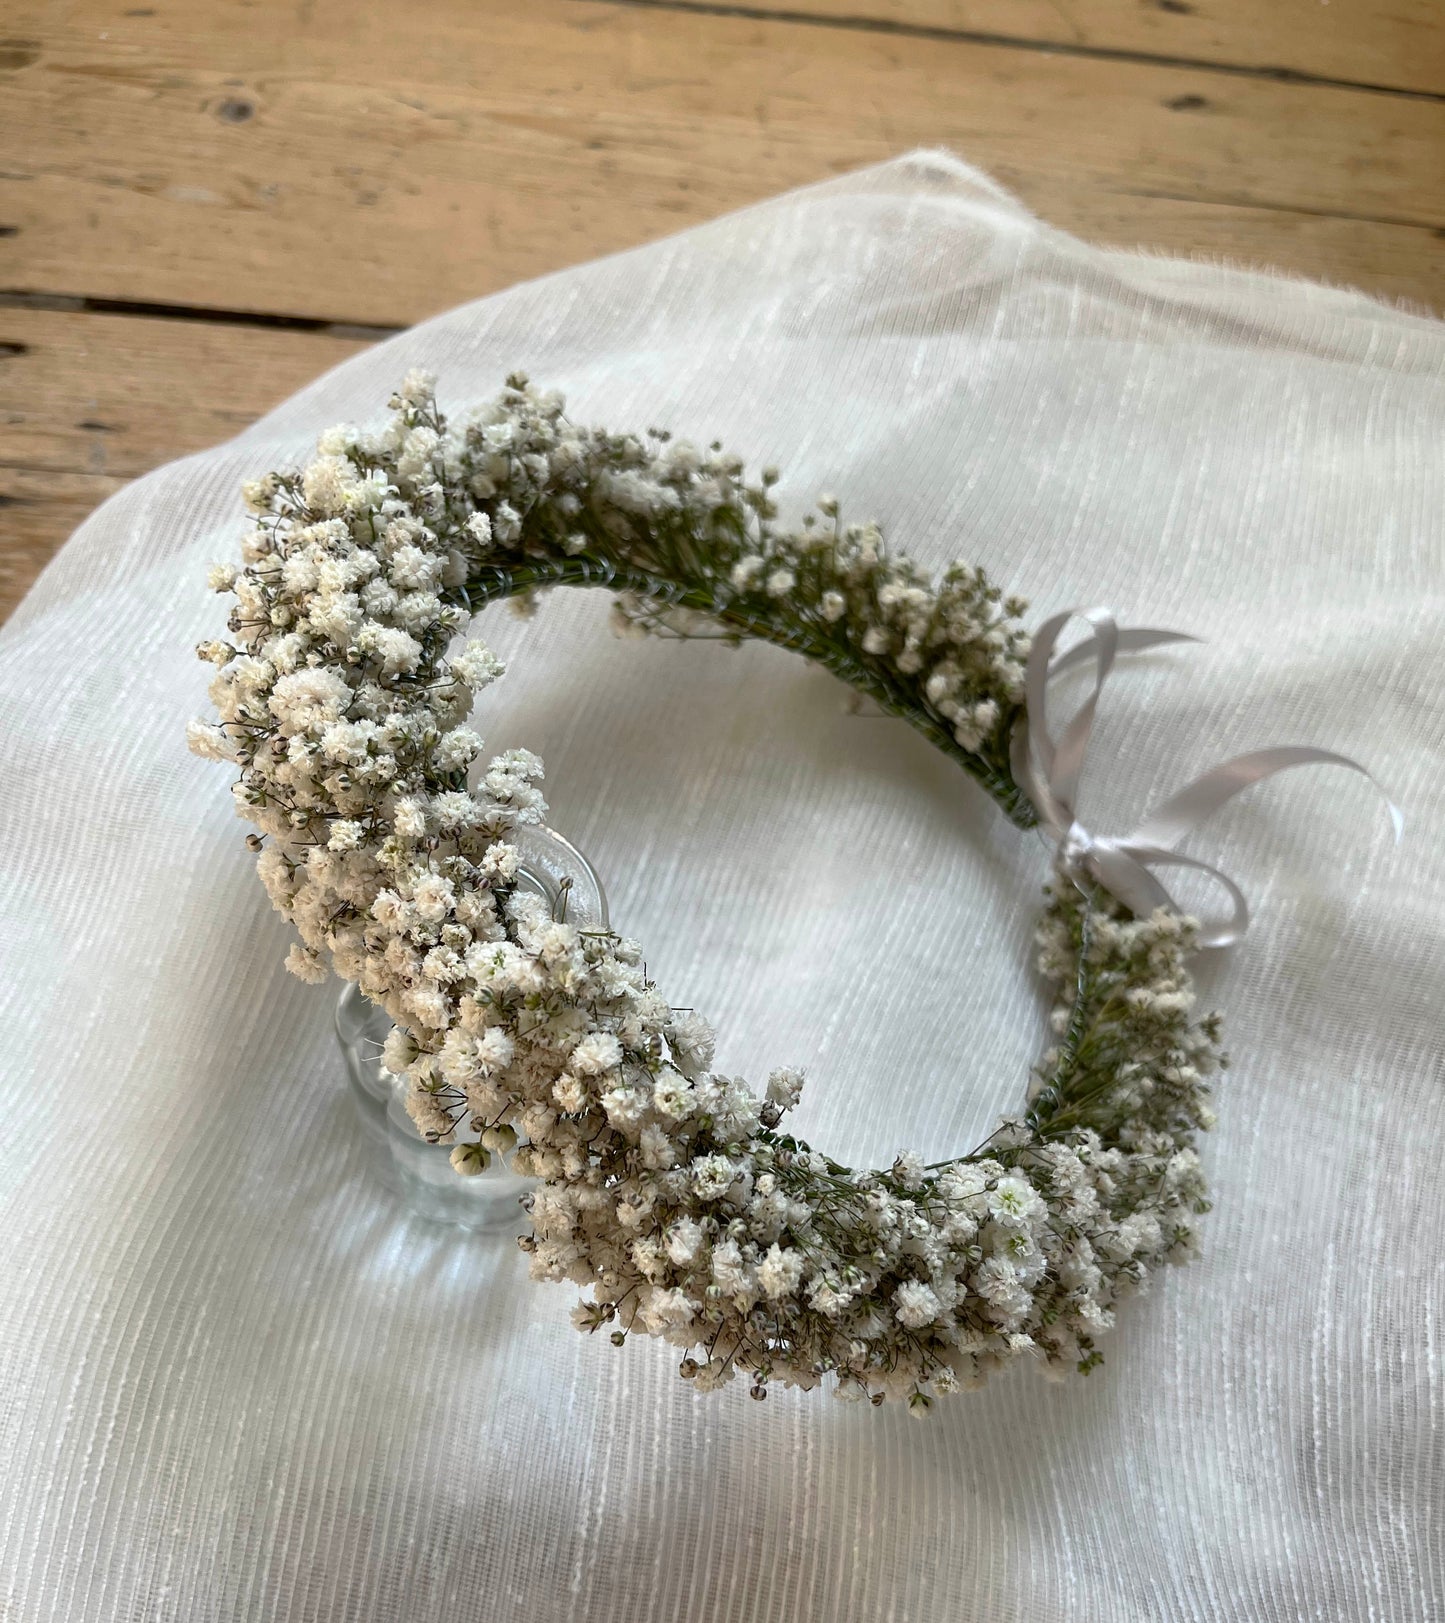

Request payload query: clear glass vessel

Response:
[334,825,607,1230]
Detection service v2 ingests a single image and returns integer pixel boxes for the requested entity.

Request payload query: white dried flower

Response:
[757,1244,805,1300]
[284,943,329,984]
[893,1280,943,1329]
[452,641,504,689]
[571,1031,622,1077]
[765,1067,804,1111]
[192,375,1219,1413]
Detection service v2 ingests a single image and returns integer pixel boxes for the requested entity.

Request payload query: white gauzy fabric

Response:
[1,151,1441,1623]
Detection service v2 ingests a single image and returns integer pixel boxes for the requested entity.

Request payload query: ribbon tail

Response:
[1022,610,1090,787]
[1116,843,1253,948]
[1130,746,1403,852]
[1014,607,1118,834]
[1026,608,1127,817]
[1080,841,1178,921]
[1081,840,1247,947]
[1047,627,1201,679]
[1026,614,1199,826]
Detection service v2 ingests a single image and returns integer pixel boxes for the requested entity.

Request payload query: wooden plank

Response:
[0,307,371,620]
[0,305,372,480]
[0,465,126,624]
[3,0,1441,328]
[733,0,1445,98]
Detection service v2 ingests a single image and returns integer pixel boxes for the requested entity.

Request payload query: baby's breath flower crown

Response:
[191,372,1222,1412]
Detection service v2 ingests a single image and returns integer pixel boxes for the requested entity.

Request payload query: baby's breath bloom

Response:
[190,375,1220,1412]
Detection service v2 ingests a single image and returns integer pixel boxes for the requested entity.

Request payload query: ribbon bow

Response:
[1010,607,1402,948]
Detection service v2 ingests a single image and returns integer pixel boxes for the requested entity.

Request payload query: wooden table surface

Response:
[3,1,1442,622]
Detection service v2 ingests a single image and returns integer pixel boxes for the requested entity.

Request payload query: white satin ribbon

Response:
[1011,607,1403,948]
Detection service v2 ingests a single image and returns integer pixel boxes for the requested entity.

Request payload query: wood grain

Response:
[2,0,1440,623]
[3,0,1441,331]
[728,0,1445,96]
[0,465,127,624]
[0,307,370,618]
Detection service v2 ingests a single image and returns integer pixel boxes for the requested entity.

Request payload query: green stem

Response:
[453,553,1037,829]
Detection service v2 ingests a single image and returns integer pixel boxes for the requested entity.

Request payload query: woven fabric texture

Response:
[1,153,1441,1622]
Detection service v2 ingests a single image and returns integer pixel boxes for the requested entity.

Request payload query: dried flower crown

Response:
[190,372,1390,1411]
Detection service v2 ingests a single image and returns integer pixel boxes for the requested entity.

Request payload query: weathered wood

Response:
[4,0,1441,623]
[0,306,371,480]
[735,0,1445,97]
[0,308,371,619]
[3,0,1440,330]
[0,465,127,623]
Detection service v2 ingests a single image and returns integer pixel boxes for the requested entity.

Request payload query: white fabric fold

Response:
[2,152,1442,1622]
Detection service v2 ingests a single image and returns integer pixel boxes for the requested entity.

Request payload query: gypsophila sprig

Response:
[191,373,1222,1410]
